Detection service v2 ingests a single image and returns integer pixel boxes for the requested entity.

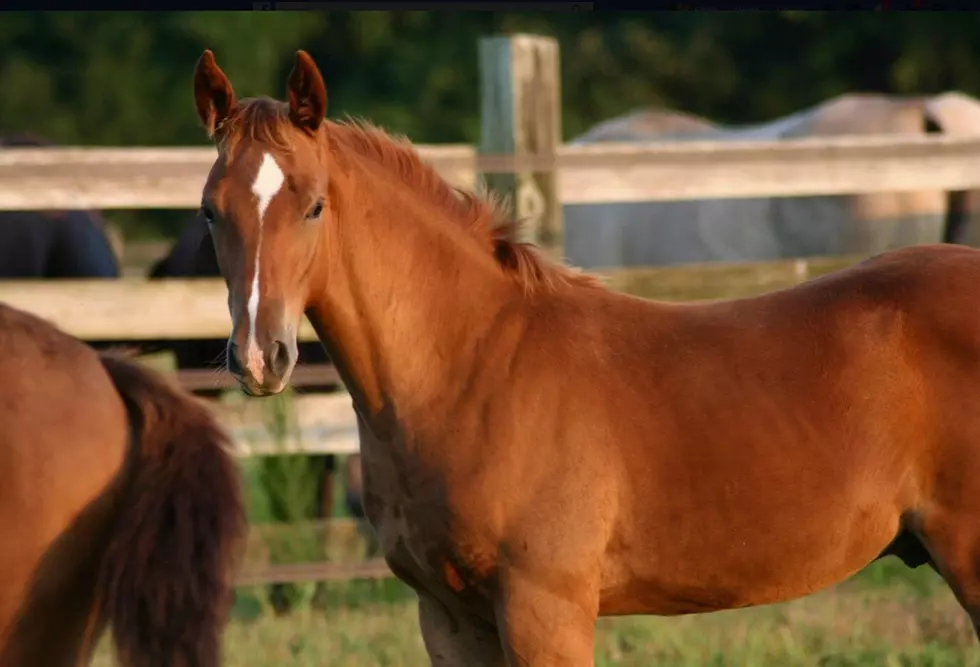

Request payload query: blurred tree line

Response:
[2,11,980,238]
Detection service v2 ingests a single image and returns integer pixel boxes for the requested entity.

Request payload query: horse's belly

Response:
[599,501,901,616]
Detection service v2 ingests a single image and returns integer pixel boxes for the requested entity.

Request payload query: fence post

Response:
[478,34,563,259]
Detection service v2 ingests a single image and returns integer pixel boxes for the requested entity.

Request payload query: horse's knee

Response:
[495,571,597,666]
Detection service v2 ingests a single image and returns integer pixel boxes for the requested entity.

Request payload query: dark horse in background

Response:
[149,214,370,613]
[0,134,120,282]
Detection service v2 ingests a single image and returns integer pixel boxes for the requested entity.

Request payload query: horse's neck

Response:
[308,155,512,430]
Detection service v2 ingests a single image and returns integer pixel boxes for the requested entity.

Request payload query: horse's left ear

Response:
[287,50,328,133]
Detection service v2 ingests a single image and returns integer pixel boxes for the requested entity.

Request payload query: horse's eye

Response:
[200,205,215,223]
[306,199,324,220]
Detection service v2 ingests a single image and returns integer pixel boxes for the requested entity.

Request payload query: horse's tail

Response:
[95,353,246,667]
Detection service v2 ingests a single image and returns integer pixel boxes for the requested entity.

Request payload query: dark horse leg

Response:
[909,427,980,641]
[417,595,505,667]
[916,511,980,640]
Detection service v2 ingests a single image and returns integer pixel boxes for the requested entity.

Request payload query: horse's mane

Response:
[218,97,603,295]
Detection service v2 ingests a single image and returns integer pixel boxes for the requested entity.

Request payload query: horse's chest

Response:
[360,454,445,583]
[357,424,491,610]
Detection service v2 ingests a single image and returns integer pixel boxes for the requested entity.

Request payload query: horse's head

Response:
[193,49,331,396]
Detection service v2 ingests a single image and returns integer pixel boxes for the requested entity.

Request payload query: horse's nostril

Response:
[268,340,291,378]
[226,341,244,376]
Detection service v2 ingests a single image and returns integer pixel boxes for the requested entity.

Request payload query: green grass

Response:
[90,559,977,666]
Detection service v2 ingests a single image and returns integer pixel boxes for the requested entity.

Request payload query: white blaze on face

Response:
[245,152,285,379]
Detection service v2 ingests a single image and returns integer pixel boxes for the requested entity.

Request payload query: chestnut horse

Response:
[194,49,980,665]
[0,302,245,666]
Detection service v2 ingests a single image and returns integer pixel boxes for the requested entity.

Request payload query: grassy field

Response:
[90,552,979,666]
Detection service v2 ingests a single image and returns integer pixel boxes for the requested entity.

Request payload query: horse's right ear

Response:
[193,50,237,139]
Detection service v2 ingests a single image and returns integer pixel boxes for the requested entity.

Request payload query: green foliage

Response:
[6,12,980,240]
[7,12,980,147]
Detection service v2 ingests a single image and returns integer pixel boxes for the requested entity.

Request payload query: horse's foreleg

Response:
[494,568,597,667]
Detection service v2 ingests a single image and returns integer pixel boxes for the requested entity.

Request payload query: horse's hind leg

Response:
[0,532,107,667]
[915,511,980,640]
[417,595,505,667]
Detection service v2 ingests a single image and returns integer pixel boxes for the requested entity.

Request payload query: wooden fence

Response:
[8,132,980,211]
[4,34,980,586]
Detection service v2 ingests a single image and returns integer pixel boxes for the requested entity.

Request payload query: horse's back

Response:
[508,244,980,614]
[769,243,980,346]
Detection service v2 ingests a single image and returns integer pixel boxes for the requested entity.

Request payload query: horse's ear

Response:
[193,49,238,139]
[287,50,328,133]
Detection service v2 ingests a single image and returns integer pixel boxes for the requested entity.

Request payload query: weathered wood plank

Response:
[235,558,392,586]
[559,134,980,204]
[177,363,339,392]
[0,278,318,341]
[0,255,869,339]
[213,392,360,457]
[4,135,980,210]
[239,519,388,584]
[0,144,476,211]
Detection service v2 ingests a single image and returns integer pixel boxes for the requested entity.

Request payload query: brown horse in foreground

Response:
[0,303,246,666]
[195,49,980,665]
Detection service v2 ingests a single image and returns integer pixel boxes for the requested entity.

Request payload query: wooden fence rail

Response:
[237,518,392,586]
[0,255,864,342]
[4,133,980,211]
[213,391,360,457]
[236,559,392,586]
